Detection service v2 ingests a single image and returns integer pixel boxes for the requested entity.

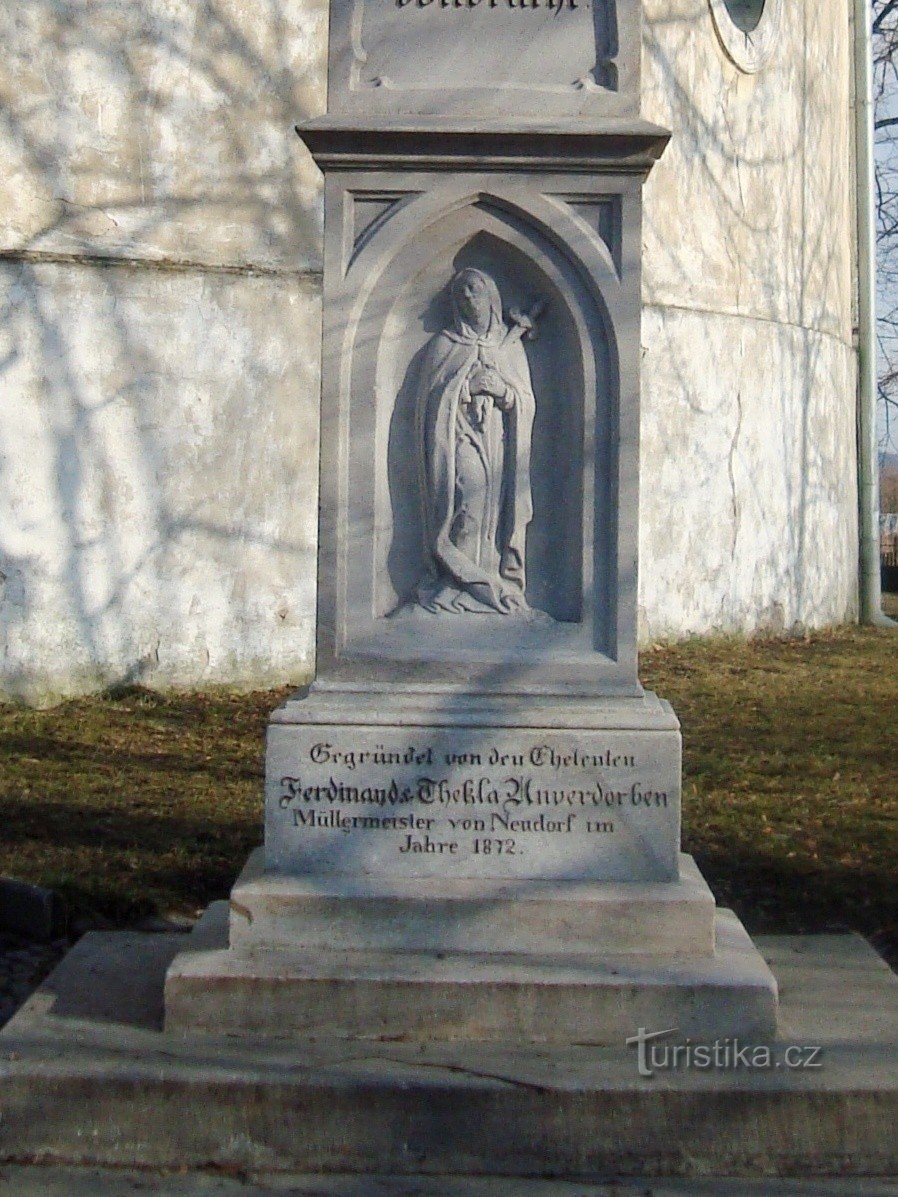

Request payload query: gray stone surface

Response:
[164,905,776,1043]
[325,0,641,121]
[228,848,715,955]
[264,693,681,882]
[1,932,896,1176]
[305,145,654,696]
[19,929,188,1031]
[412,265,550,621]
[0,930,68,1029]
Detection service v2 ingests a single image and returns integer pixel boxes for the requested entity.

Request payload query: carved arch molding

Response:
[337,184,630,662]
[708,0,781,74]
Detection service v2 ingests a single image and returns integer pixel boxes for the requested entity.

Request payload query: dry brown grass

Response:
[0,686,289,923]
[0,627,896,963]
[641,626,898,961]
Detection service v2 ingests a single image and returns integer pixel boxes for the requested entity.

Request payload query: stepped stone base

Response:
[165,903,777,1043]
[164,849,777,1043]
[227,848,717,956]
[3,932,897,1177]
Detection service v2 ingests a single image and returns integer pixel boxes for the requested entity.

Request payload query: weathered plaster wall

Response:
[0,261,320,701]
[0,0,859,700]
[0,0,326,702]
[1,0,326,270]
[640,0,859,636]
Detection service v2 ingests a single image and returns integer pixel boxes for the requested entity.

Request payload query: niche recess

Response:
[709,0,780,72]
[341,193,622,666]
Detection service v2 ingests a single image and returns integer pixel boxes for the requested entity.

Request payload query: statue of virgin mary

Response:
[415,267,538,615]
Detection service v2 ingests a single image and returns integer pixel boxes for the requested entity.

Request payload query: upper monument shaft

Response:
[299,0,666,697]
[326,0,640,120]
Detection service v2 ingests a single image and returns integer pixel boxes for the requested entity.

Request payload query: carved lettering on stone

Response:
[347,0,619,99]
[264,722,682,882]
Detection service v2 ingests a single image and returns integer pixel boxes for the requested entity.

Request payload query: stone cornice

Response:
[296,117,671,174]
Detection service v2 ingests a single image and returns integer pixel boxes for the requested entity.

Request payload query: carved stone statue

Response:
[415,267,542,615]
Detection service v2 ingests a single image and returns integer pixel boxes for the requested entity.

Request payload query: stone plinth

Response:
[165,686,777,1042]
[226,849,715,957]
[165,905,776,1044]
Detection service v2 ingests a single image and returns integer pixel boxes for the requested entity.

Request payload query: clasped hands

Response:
[467,364,514,412]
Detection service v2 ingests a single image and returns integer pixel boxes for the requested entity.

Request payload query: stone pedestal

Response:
[264,691,683,885]
[165,906,776,1045]
[165,0,778,1046]
[165,696,778,1044]
[222,849,717,958]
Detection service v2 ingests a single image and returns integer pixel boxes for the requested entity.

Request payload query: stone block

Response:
[264,690,682,883]
[0,877,63,940]
[229,848,716,956]
[164,907,777,1043]
[325,0,641,121]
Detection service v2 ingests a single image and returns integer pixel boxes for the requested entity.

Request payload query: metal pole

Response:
[854,0,893,623]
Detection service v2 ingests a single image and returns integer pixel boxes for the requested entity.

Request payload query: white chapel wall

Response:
[0,0,327,702]
[640,0,859,637]
[0,0,859,701]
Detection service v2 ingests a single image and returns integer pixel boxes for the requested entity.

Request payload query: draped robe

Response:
[415,290,536,615]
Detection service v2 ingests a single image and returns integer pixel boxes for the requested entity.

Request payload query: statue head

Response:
[450,268,502,337]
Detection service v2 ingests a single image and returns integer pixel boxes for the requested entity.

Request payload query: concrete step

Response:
[165,905,777,1043]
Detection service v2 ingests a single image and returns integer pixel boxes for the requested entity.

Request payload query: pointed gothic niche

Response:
[384,230,586,626]
[348,192,415,267]
[335,193,624,670]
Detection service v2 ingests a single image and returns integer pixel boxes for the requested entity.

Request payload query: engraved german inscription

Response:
[266,723,681,881]
[349,0,609,101]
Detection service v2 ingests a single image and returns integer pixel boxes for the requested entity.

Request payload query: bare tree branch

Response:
[873,1,898,452]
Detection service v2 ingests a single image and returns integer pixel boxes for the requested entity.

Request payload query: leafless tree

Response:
[874,0,898,452]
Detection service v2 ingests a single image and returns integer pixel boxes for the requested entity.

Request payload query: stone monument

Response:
[165,0,778,1043]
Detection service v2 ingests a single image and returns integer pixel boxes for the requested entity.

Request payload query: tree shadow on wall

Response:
[641,2,856,637]
[0,0,326,702]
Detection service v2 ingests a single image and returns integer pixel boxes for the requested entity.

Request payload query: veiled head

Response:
[450,268,502,336]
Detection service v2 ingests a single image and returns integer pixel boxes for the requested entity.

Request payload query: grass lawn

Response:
[643,626,898,963]
[0,626,896,964]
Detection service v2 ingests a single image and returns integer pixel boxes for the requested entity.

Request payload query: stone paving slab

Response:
[0,1169,897,1196]
[0,933,896,1178]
